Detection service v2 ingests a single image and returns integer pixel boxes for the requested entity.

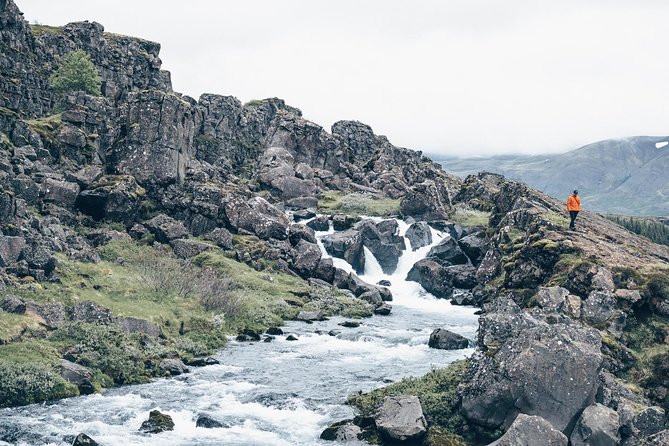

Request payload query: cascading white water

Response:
[0,216,479,446]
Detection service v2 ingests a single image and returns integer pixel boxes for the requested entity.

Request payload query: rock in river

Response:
[374,395,427,443]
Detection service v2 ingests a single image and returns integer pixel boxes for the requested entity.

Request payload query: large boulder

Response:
[43,178,80,209]
[428,328,470,350]
[70,301,113,324]
[291,240,322,278]
[458,232,487,266]
[204,227,234,250]
[158,359,189,376]
[406,259,453,298]
[0,295,26,314]
[24,302,68,328]
[75,175,144,224]
[144,214,189,243]
[489,414,567,446]
[356,219,405,274]
[570,403,620,446]
[256,147,316,200]
[59,359,94,395]
[288,224,317,246]
[460,299,603,432]
[400,179,452,221]
[427,237,469,265]
[405,221,432,251]
[139,410,175,434]
[322,230,365,274]
[374,395,427,443]
[0,235,25,266]
[320,421,362,441]
[223,195,290,240]
[169,238,210,258]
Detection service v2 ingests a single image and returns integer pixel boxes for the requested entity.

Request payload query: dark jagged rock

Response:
[139,410,175,434]
[195,415,226,429]
[71,433,99,446]
[428,328,469,350]
[158,358,189,376]
[306,215,329,232]
[204,227,234,250]
[373,303,392,315]
[60,359,94,395]
[320,420,362,441]
[458,231,487,266]
[322,230,364,274]
[400,179,452,221]
[290,240,322,278]
[0,294,25,314]
[222,195,290,240]
[356,219,405,274]
[286,334,299,341]
[570,403,620,446]
[266,327,284,335]
[75,175,144,224]
[24,301,68,328]
[460,298,602,432]
[374,395,427,443]
[288,224,317,246]
[426,237,469,265]
[489,414,567,446]
[0,235,25,266]
[332,214,358,231]
[236,329,261,342]
[86,228,132,247]
[70,301,113,324]
[144,214,189,243]
[405,259,454,299]
[405,221,432,251]
[169,238,210,259]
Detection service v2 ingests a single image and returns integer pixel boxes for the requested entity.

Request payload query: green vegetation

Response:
[1,237,369,407]
[318,192,400,217]
[606,215,669,246]
[0,361,78,407]
[450,208,490,227]
[48,49,101,96]
[30,24,63,36]
[348,360,496,444]
[26,113,62,147]
[543,211,570,227]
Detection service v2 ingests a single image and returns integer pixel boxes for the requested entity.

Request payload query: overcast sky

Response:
[18,0,669,157]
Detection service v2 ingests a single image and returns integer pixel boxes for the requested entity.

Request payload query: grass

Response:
[546,252,588,287]
[26,113,62,146]
[30,24,63,36]
[450,208,490,227]
[317,192,400,217]
[543,211,570,227]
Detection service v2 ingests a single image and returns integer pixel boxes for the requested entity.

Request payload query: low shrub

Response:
[0,361,78,407]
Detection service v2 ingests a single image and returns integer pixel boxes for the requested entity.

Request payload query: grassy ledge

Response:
[318,192,401,217]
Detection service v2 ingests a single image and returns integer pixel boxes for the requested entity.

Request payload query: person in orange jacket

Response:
[567,190,581,230]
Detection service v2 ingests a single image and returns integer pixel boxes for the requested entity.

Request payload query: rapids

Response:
[0,218,479,446]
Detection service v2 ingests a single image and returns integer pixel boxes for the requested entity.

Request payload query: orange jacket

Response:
[567,195,581,211]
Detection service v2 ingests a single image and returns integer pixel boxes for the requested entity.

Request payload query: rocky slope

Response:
[1,1,669,445]
[438,136,669,216]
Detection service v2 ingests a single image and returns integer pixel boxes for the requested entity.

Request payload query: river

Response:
[0,218,479,446]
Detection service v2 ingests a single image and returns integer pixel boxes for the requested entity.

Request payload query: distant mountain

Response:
[438,136,669,216]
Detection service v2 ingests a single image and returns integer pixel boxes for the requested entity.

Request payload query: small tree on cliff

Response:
[49,49,102,96]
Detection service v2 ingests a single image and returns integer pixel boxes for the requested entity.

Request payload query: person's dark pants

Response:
[569,211,579,229]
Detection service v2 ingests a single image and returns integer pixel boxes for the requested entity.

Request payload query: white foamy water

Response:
[0,217,479,446]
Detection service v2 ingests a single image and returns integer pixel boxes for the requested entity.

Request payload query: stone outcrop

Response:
[374,395,427,443]
[489,414,568,446]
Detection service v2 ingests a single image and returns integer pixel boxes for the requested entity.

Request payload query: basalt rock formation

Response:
[1,1,669,445]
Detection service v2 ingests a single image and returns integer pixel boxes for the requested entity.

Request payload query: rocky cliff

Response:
[1,1,669,445]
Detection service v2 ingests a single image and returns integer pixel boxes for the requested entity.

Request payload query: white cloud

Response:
[18,0,669,156]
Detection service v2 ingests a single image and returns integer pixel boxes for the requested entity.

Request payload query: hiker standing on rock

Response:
[567,190,581,230]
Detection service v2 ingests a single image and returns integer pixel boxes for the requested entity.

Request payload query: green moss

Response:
[26,113,62,144]
[546,252,587,287]
[530,239,559,251]
[318,192,400,217]
[0,311,42,342]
